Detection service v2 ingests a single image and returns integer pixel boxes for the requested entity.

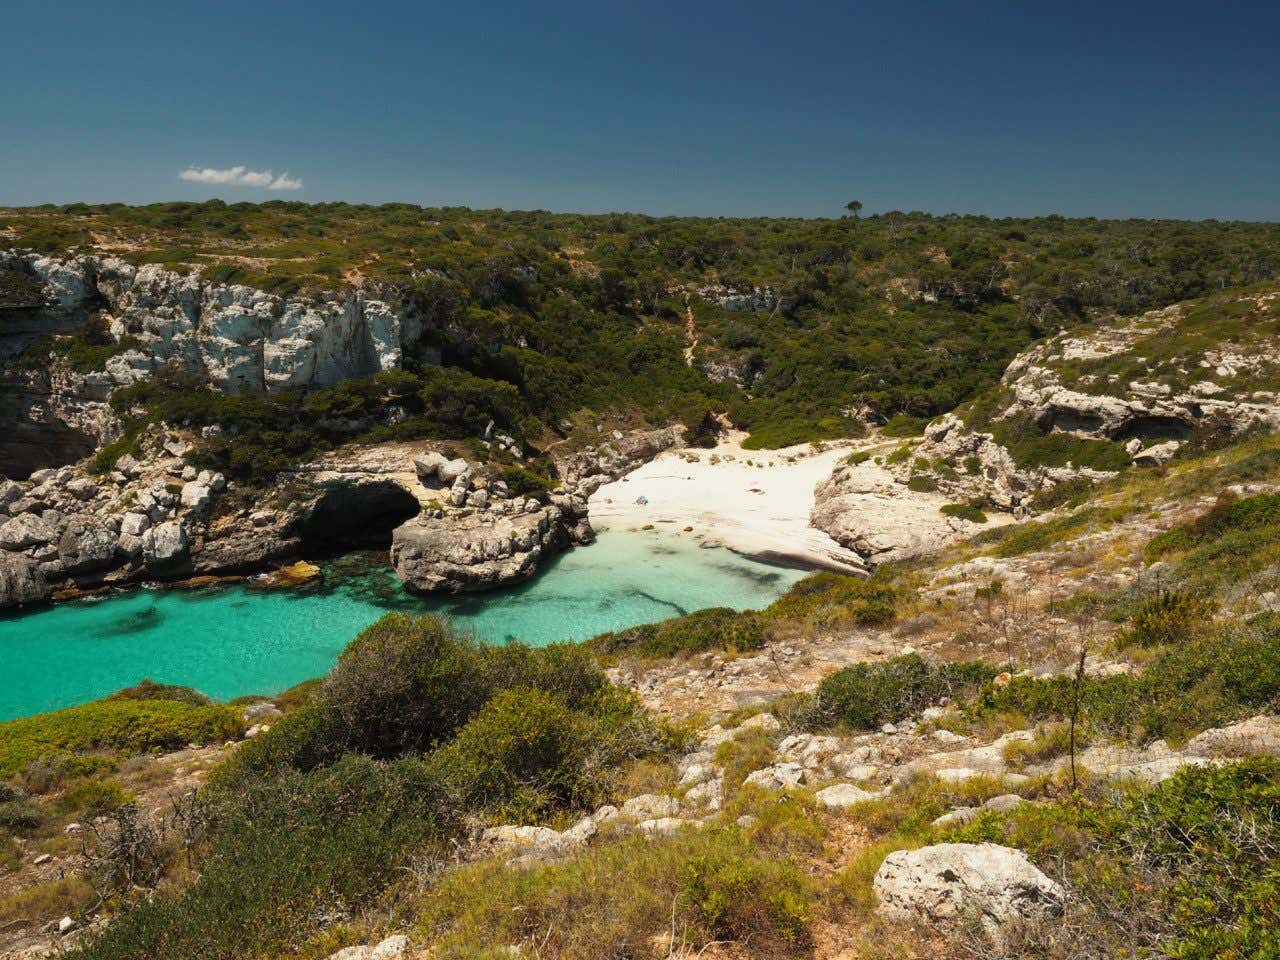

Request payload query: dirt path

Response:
[682,298,697,366]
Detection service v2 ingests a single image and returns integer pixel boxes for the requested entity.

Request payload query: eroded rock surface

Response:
[874,842,1065,938]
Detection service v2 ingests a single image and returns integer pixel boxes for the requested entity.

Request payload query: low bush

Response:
[414,823,814,957]
[0,697,243,780]
[71,754,449,960]
[940,502,987,523]
[591,607,766,658]
[807,655,996,731]
[972,620,1280,745]
[906,474,938,493]
[763,572,899,629]
[427,688,593,819]
[880,414,927,438]
[950,759,1280,958]
[1118,588,1217,648]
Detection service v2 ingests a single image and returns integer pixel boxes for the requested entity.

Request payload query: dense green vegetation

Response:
[68,614,677,960]
[590,607,767,658]
[0,696,242,780]
[806,654,996,731]
[7,202,1280,450]
[951,759,1280,958]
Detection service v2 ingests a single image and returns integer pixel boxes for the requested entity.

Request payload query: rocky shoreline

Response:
[0,422,690,610]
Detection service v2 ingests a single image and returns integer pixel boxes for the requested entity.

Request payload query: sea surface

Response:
[0,527,807,720]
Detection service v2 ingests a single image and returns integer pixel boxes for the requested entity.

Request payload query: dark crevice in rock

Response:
[296,481,420,554]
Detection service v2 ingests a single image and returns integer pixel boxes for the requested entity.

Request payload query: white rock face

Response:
[142,521,188,569]
[0,513,56,549]
[1184,715,1280,757]
[815,783,882,809]
[7,252,415,396]
[874,842,1065,939]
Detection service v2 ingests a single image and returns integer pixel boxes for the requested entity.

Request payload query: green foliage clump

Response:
[426,687,620,820]
[979,506,1119,558]
[1028,474,1098,511]
[992,415,1130,472]
[880,414,928,437]
[0,267,43,306]
[497,463,555,497]
[77,615,674,960]
[951,760,1280,959]
[591,607,767,658]
[972,620,1280,745]
[70,754,447,960]
[763,571,900,629]
[1118,589,1217,648]
[414,823,814,957]
[808,654,996,731]
[106,680,213,706]
[906,474,938,492]
[0,696,243,780]
[940,502,987,523]
[684,849,810,944]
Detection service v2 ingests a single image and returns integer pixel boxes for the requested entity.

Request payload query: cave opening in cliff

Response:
[296,481,420,554]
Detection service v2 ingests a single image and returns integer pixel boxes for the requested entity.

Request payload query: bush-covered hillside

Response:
[5,202,1279,448]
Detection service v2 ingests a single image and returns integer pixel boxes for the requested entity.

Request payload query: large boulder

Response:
[142,521,189,571]
[873,842,1064,939]
[0,513,56,550]
[390,506,568,593]
[0,552,50,608]
[58,521,118,575]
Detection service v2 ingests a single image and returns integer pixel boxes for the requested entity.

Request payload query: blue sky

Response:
[2,0,1277,219]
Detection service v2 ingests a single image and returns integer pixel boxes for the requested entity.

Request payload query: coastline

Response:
[588,434,869,576]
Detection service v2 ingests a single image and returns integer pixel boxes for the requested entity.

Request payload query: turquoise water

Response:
[0,528,806,720]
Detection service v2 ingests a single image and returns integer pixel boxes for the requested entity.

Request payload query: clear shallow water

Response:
[0,528,806,720]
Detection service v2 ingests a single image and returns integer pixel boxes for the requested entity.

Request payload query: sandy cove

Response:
[588,434,869,574]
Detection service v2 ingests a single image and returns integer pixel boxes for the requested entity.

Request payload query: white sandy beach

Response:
[588,434,868,573]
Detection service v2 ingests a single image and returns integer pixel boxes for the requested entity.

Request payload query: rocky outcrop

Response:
[0,251,423,480]
[900,289,1280,510]
[873,842,1065,939]
[555,425,686,496]
[0,552,49,608]
[0,251,415,397]
[391,503,569,593]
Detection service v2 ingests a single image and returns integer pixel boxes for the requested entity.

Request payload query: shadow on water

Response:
[97,604,164,637]
[629,590,688,618]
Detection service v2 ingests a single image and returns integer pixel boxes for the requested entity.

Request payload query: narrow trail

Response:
[682,297,697,366]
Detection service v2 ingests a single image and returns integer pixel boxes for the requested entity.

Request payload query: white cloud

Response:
[179,165,303,191]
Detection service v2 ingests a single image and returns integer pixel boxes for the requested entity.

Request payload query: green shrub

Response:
[497,464,555,497]
[0,799,44,830]
[951,760,1280,958]
[972,621,1280,745]
[319,614,608,760]
[591,607,766,658]
[906,474,938,493]
[71,754,448,960]
[763,572,899,628]
[809,655,996,731]
[1118,589,1217,648]
[881,414,927,438]
[0,697,243,780]
[428,688,593,818]
[940,502,987,523]
[683,850,810,943]
[55,779,133,816]
[107,680,212,706]
[1029,475,1098,511]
